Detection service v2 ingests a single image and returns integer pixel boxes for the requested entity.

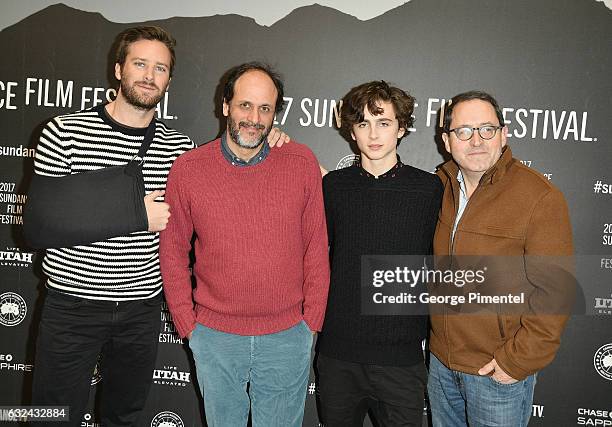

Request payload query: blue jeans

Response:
[189,321,313,427]
[427,353,536,427]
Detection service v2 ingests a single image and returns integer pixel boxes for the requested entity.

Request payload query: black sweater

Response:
[317,161,443,366]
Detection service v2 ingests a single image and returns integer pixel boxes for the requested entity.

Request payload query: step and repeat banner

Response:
[0,1,611,426]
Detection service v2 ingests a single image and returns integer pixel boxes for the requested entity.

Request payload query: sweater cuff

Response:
[303,308,326,332]
[171,311,197,339]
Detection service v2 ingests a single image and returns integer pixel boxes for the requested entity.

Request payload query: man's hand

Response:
[478,358,518,384]
[267,127,290,147]
[145,190,170,232]
[187,330,193,340]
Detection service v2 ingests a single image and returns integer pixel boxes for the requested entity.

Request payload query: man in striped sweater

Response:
[29,27,194,427]
[160,62,330,426]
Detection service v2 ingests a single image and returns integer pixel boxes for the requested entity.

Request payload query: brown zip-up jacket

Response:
[430,146,574,380]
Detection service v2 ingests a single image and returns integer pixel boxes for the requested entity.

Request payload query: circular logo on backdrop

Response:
[593,343,612,381]
[336,154,360,170]
[151,411,184,427]
[0,292,27,326]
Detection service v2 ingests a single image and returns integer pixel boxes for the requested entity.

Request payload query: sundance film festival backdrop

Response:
[0,1,611,426]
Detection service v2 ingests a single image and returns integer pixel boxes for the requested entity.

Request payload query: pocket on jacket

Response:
[478,226,522,239]
[497,314,506,339]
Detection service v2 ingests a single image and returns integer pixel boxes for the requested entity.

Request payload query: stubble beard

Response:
[121,79,164,111]
[228,116,270,149]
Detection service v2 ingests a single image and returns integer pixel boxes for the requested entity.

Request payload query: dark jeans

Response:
[316,354,427,427]
[31,289,161,427]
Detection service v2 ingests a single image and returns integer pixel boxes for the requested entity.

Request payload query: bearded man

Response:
[160,62,330,427]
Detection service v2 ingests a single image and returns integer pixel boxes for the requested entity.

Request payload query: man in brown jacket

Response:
[427,91,574,427]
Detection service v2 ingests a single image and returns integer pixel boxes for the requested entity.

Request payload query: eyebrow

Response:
[361,117,395,122]
[237,100,273,107]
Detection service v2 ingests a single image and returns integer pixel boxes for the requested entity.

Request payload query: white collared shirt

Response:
[452,170,469,243]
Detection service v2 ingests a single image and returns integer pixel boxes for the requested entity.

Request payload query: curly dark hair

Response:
[115,26,177,77]
[340,81,415,141]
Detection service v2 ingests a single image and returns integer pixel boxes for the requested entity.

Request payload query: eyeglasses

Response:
[447,125,503,141]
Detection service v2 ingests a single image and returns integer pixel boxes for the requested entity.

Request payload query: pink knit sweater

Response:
[159,138,329,338]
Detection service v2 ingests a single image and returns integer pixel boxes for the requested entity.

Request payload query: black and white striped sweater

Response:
[33,104,194,300]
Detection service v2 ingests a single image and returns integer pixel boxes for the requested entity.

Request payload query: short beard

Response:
[228,117,270,149]
[121,80,163,111]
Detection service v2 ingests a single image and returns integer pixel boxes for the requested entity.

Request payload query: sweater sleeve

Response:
[34,117,72,176]
[159,156,197,338]
[300,151,330,332]
[494,188,575,379]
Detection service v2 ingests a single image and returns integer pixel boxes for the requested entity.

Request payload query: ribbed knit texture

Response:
[159,139,330,338]
[33,104,194,300]
[317,163,443,366]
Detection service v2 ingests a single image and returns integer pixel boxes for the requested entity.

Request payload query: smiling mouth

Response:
[240,127,261,136]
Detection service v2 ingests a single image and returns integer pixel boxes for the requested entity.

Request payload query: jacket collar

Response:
[439,145,514,186]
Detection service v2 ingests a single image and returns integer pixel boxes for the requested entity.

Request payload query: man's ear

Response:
[442,132,451,154]
[501,125,508,148]
[222,99,229,117]
[350,130,356,141]
[114,63,122,81]
[397,127,406,138]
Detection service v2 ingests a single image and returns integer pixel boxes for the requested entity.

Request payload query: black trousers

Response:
[31,289,161,427]
[316,354,427,427]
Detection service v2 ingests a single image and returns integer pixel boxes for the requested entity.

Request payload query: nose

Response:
[369,125,378,140]
[143,65,154,82]
[470,129,483,147]
[247,107,260,124]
